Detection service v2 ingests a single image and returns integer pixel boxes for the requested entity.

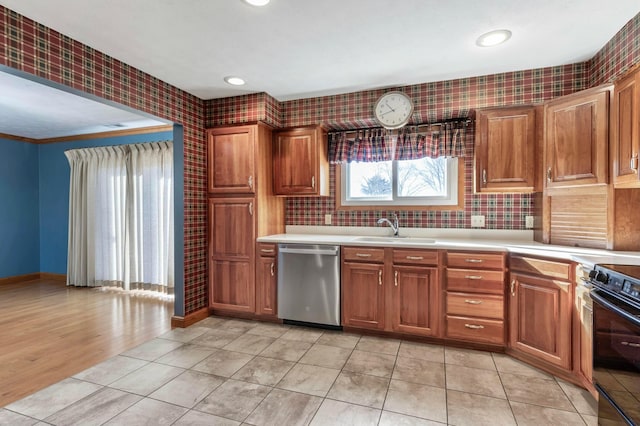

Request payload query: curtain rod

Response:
[327,117,472,134]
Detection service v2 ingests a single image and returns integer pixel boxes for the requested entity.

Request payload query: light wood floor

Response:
[0,278,173,407]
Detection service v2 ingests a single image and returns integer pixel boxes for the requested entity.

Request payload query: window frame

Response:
[336,158,465,211]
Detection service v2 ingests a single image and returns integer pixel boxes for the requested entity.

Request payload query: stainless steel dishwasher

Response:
[277,243,341,327]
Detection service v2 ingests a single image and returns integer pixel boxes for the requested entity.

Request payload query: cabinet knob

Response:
[378,269,382,286]
[270,262,274,276]
[482,169,487,185]
[394,270,398,287]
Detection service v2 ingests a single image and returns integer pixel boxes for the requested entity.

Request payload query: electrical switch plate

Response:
[324,214,332,225]
[525,215,535,229]
[470,215,485,227]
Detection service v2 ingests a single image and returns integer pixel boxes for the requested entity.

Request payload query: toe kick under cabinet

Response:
[445,251,507,345]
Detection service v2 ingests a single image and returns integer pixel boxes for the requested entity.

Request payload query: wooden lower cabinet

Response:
[209,259,254,313]
[509,271,572,370]
[342,247,441,337]
[209,197,256,313]
[392,265,439,337]
[255,243,277,318]
[342,261,385,330]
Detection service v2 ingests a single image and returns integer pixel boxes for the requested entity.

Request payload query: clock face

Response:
[373,92,414,129]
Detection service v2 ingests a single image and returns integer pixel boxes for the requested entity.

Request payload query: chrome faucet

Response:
[377,213,399,237]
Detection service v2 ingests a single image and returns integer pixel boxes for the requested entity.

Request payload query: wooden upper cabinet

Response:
[208,126,256,194]
[475,106,536,193]
[273,125,329,196]
[544,85,610,188]
[612,66,640,188]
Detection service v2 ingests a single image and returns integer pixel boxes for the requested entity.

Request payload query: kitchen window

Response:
[338,157,460,208]
[330,121,468,210]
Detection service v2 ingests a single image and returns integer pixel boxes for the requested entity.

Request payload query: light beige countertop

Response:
[257,226,640,267]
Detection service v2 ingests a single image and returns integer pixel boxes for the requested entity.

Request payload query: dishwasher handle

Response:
[278,245,340,256]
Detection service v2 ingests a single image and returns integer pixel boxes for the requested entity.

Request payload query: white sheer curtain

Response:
[65,142,174,294]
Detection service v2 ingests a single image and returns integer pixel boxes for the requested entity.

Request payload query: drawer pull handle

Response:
[248,175,253,189]
[406,256,424,260]
[631,154,638,171]
[510,279,516,297]
[464,324,485,330]
[464,299,482,305]
[311,175,315,189]
[260,248,275,254]
[621,341,640,348]
[482,169,487,185]
[394,270,398,287]
[356,253,372,258]
[465,275,483,280]
[465,259,483,263]
[270,262,274,276]
[378,270,382,286]
[249,202,253,216]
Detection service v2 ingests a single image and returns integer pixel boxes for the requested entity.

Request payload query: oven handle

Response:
[590,289,640,327]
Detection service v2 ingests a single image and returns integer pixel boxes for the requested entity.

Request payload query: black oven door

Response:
[591,288,640,426]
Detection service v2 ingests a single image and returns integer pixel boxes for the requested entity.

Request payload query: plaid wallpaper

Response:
[2,6,639,313]
[206,64,589,230]
[0,6,207,315]
[589,12,640,86]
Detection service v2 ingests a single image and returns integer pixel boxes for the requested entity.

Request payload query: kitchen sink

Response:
[353,236,436,244]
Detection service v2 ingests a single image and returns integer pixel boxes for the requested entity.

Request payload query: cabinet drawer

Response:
[392,249,439,266]
[510,255,572,281]
[447,252,505,269]
[257,243,277,257]
[343,246,385,263]
[446,315,504,344]
[446,269,505,294]
[446,292,504,320]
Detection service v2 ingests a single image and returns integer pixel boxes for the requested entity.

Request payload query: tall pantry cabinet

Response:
[207,124,285,316]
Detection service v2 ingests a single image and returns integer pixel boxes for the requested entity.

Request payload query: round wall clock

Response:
[373,91,414,129]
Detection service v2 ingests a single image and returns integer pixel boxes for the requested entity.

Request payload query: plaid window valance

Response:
[329,120,468,164]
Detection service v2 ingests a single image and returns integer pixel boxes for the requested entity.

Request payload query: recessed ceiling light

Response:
[476,29,512,47]
[224,76,246,86]
[244,0,270,6]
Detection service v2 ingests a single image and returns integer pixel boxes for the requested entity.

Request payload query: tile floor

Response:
[0,316,598,425]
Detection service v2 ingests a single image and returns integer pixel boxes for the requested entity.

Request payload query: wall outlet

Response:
[470,215,485,227]
[324,214,332,225]
[525,215,535,229]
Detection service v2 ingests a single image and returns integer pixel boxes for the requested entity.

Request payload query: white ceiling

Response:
[0,1,639,140]
[2,0,639,102]
[0,70,167,139]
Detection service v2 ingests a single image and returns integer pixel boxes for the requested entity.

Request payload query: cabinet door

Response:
[274,127,328,196]
[392,266,440,337]
[545,88,609,188]
[509,272,572,369]
[475,107,536,192]
[342,262,385,330]
[208,126,256,194]
[256,255,277,317]
[612,70,640,187]
[208,198,255,312]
